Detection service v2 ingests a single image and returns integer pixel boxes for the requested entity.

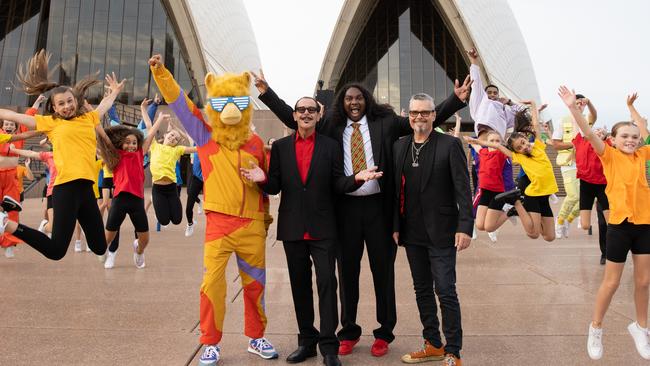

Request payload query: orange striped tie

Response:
[351,122,367,174]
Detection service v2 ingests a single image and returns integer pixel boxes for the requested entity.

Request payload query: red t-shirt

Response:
[478,148,507,192]
[294,132,315,239]
[39,152,56,197]
[113,149,145,198]
[573,133,607,185]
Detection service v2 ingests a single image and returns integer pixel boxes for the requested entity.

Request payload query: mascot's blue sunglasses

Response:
[209,96,250,112]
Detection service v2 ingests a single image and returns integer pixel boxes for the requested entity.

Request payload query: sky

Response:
[243,0,650,129]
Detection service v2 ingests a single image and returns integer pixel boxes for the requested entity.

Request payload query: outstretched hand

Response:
[557,86,576,108]
[141,97,151,109]
[627,92,638,107]
[454,75,473,102]
[148,54,163,68]
[105,72,126,96]
[355,166,383,182]
[466,48,479,62]
[463,135,480,145]
[240,164,266,183]
[250,69,269,94]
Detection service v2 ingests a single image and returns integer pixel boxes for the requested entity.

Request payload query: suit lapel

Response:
[304,133,321,185]
[367,118,382,168]
[288,133,302,184]
[420,132,438,192]
[395,135,411,199]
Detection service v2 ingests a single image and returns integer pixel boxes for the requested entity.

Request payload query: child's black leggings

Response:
[152,183,182,225]
[185,175,203,224]
[13,179,107,260]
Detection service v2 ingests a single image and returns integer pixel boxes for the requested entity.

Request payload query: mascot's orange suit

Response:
[152,63,269,346]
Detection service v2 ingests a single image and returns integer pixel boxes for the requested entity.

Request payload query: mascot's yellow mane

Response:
[204,72,253,150]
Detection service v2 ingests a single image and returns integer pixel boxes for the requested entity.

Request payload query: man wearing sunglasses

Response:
[241,96,382,366]
[253,70,471,358]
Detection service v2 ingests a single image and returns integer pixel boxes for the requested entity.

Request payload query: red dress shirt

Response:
[295,132,316,240]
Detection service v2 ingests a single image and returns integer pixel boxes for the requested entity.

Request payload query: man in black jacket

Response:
[393,93,473,366]
[241,96,382,366]
[252,70,470,357]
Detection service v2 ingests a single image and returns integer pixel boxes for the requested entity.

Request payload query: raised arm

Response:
[8,145,42,160]
[466,48,486,120]
[95,72,126,118]
[627,93,649,139]
[586,98,597,125]
[0,110,36,129]
[521,100,540,137]
[464,135,513,159]
[252,69,298,130]
[452,112,462,138]
[149,54,212,147]
[558,86,605,155]
[142,113,169,153]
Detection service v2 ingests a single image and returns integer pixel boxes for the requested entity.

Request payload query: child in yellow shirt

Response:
[0,50,124,261]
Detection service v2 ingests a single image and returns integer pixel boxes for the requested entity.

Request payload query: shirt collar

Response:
[346,115,367,128]
[295,131,316,142]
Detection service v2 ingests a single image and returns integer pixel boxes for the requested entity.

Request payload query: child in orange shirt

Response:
[560,86,650,361]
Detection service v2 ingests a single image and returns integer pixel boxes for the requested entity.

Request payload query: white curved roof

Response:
[319,0,539,102]
[453,0,540,101]
[166,0,263,107]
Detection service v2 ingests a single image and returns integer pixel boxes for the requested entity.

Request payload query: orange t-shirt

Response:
[15,165,27,193]
[598,144,650,224]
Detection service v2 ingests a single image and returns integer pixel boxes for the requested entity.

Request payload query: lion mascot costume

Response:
[150,55,275,363]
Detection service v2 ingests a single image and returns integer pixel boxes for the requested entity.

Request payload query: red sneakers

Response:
[338,339,360,355]
[370,339,389,357]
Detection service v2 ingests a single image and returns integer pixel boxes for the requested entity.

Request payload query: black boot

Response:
[323,354,342,366]
[286,346,317,363]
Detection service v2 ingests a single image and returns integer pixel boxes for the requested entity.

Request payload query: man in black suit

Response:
[241,97,382,366]
[251,70,471,357]
[393,93,473,366]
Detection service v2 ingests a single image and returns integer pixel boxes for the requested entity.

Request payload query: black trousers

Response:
[336,194,397,342]
[283,239,339,356]
[596,202,607,257]
[185,175,203,224]
[13,179,107,260]
[404,244,462,358]
[152,183,182,225]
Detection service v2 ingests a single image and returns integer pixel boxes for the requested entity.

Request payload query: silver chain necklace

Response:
[410,138,430,167]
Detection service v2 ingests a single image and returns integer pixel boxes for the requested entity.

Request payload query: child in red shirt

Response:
[469,131,512,238]
[97,112,167,269]
[573,128,609,230]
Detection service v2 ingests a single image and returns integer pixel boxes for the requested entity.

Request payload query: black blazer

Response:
[259,88,466,227]
[262,132,360,242]
[393,133,474,247]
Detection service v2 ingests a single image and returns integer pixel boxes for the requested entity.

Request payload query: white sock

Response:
[502,203,514,212]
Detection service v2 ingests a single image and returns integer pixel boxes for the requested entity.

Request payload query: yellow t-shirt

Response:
[599,144,650,224]
[102,164,113,178]
[149,140,185,182]
[92,160,103,199]
[35,111,100,186]
[512,139,558,196]
[0,133,11,144]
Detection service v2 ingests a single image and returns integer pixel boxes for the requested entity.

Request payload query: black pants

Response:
[336,194,397,342]
[404,244,462,359]
[13,179,107,260]
[185,175,203,224]
[596,202,607,257]
[152,183,182,225]
[283,239,339,356]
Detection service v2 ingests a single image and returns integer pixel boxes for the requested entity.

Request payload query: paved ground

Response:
[0,191,647,365]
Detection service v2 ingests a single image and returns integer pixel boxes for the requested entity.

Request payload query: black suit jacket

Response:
[393,133,474,247]
[259,88,466,227]
[262,132,360,242]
